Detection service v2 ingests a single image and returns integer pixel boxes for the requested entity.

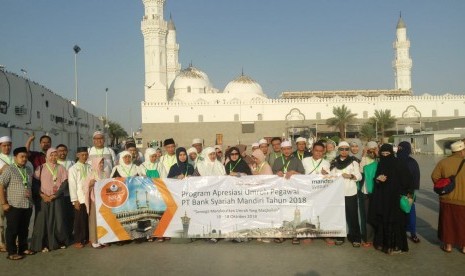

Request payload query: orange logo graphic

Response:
[100,180,129,208]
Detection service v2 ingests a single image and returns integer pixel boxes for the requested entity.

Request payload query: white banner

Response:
[95,175,346,243]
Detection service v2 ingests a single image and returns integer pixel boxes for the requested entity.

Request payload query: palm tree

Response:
[369,109,397,140]
[108,121,128,147]
[359,123,376,141]
[326,105,357,139]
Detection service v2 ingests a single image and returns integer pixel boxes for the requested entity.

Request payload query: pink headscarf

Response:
[83,157,109,214]
[252,149,273,175]
[35,147,68,196]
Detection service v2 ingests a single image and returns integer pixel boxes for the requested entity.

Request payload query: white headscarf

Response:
[196,147,225,176]
[111,150,137,177]
[138,148,165,177]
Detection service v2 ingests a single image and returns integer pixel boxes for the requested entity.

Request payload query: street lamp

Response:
[73,45,81,106]
[105,88,109,129]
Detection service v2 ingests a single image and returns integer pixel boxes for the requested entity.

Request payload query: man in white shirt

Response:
[68,147,91,248]
[159,138,177,174]
[302,141,330,175]
[88,131,116,175]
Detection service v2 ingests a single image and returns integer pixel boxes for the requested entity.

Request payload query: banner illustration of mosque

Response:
[95,175,346,243]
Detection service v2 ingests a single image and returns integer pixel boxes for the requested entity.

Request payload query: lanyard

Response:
[229,158,242,173]
[79,162,88,179]
[274,152,282,159]
[14,163,28,188]
[281,156,291,173]
[0,154,13,165]
[256,162,265,173]
[121,164,134,176]
[96,148,106,158]
[310,158,323,174]
[45,163,58,183]
[297,152,304,160]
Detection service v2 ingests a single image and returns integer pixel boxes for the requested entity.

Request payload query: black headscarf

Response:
[167,147,194,178]
[225,147,252,175]
[330,155,357,170]
[397,141,420,189]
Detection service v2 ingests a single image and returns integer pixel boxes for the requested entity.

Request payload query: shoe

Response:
[302,238,312,244]
[352,242,361,248]
[41,248,49,253]
[361,242,372,247]
[335,239,344,246]
[6,254,23,260]
[59,245,67,249]
[292,238,300,245]
[389,249,403,255]
[232,238,242,243]
[74,243,84,249]
[208,238,218,243]
[410,235,420,243]
[22,250,35,255]
[261,238,271,243]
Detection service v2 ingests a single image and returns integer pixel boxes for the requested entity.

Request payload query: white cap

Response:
[367,141,378,149]
[0,136,12,144]
[187,147,198,155]
[338,141,350,148]
[258,138,268,145]
[192,138,202,145]
[252,143,259,148]
[281,141,292,148]
[92,131,104,138]
[451,140,465,152]
[296,137,306,143]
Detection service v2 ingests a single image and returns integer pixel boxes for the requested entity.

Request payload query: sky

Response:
[1,0,464,132]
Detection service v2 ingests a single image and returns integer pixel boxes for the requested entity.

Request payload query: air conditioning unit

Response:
[15,105,28,116]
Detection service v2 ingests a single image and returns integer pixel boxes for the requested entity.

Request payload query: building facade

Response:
[140,0,464,147]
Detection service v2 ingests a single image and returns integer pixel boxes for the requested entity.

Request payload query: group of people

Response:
[1,130,464,260]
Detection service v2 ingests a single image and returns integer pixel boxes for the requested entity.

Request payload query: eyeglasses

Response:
[380,152,391,156]
[338,148,350,151]
[230,153,239,156]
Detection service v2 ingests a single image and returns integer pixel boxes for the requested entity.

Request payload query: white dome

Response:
[173,66,212,95]
[224,74,266,97]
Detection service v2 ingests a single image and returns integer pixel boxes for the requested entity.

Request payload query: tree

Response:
[359,123,376,141]
[108,121,128,147]
[369,109,397,140]
[326,105,357,139]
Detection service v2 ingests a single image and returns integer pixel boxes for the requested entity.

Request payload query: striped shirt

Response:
[0,164,33,208]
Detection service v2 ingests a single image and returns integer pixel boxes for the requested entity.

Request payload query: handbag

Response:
[434,159,465,195]
[400,193,415,213]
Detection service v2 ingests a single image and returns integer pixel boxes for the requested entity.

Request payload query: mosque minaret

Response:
[393,15,413,91]
[141,0,169,102]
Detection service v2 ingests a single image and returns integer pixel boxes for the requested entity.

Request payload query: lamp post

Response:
[73,45,81,106]
[105,88,109,128]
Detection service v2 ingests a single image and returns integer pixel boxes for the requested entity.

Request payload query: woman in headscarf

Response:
[83,157,109,248]
[396,141,420,243]
[369,144,413,255]
[31,148,70,252]
[325,140,337,162]
[225,147,252,176]
[187,147,199,169]
[110,151,138,178]
[196,147,226,176]
[168,147,195,179]
[349,140,363,162]
[330,141,362,247]
[251,149,273,175]
[138,148,166,178]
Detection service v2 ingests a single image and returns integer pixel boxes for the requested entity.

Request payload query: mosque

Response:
[139,0,465,148]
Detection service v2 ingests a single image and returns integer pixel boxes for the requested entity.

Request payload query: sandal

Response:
[274,238,284,243]
[410,235,421,243]
[335,239,344,246]
[7,254,23,260]
[0,246,7,253]
[22,250,35,255]
[362,242,372,248]
[441,245,452,253]
[324,238,335,246]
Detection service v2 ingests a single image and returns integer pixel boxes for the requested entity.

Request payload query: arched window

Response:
[187,86,191,93]
[257,114,263,121]
[198,115,204,122]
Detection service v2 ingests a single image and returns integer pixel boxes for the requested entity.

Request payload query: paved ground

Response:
[1,155,464,275]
